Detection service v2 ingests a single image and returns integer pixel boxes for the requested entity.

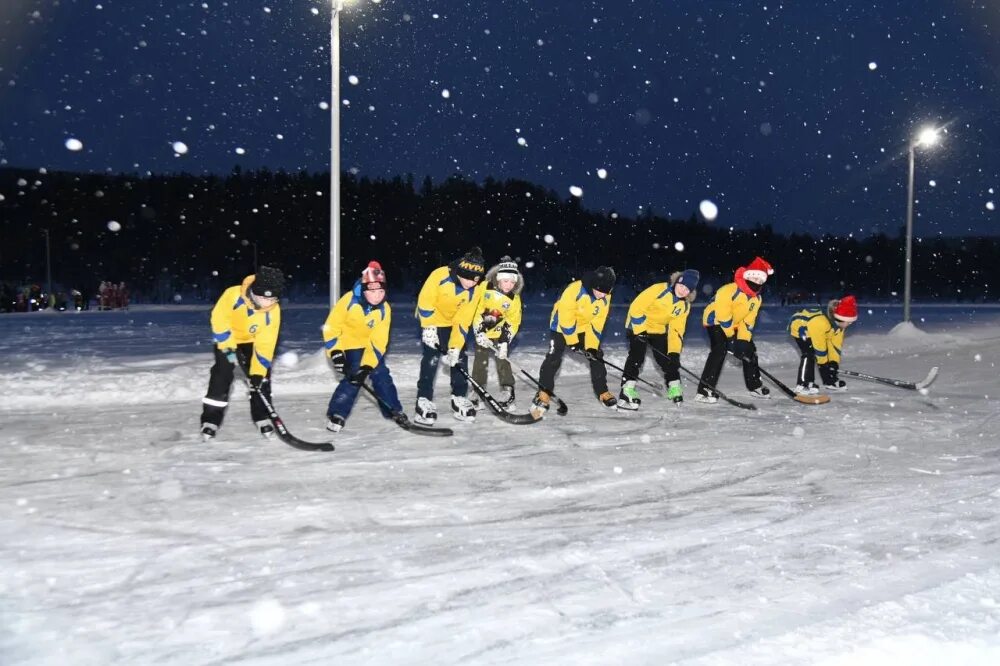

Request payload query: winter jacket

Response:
[548,280,612,349]
[702,270,763,341]
[416,265,479,348]
[322,280,392,368]
[789,308,845,365]
[626,273,694,353]
[210,275,282,376]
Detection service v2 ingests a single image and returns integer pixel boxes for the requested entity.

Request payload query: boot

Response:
[747,386,771,399]
[497,385,516,409]
[794,383,820,395]
[599,391,618,409]
[255,419,276,439]
[451,394,477,422]
[530,390,550,419]
[326,415,346,432]
[694,391,718,404]
[414,397,437,425]
[617,380,641,411]
[200,423,218,442]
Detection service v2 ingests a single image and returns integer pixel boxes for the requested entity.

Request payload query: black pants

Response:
[794,337,816,386]
[697,326,762,395]
[200,343,272,428]
[538,332,609,397]
[622,331,679,386]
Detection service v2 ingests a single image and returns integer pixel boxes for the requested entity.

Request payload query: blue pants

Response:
[327,349,402,423]
[416,326,468,400]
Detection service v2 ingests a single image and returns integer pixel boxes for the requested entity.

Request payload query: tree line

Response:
[1,166,996,303]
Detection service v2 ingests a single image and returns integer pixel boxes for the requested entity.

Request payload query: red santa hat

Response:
[832,295,858,323]
[742,257,774,285]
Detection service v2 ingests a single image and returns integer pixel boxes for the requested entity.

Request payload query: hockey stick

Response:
[233,354,335,451]
[727,350,830,405]
[634,334,756,409]
[436,346,540,424]
[672,362,757,410]
[356,381,454,437]
[569,346,665,391]
[477,339,569,416]
[841,366,939,391]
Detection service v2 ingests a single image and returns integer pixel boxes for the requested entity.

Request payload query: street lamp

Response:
[43,228,52,304]
[902,126,940,323]
[329,0,347,307]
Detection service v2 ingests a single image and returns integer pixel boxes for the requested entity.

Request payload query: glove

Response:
[441,347,461,366]
[349,365,372,386]
[249,374,267,390]
[667,379,683,403]
[731,339,753,361]
[421,327,439,349]
[566,337,585,352]
[222,348,237,365]
[496,341,508,360]
[584,348,601,361]
[475,329,491,348]
[498,322,512,344]
[329,349,346,374]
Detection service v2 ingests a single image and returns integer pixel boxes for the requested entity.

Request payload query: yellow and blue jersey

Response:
[210,275,281,376]
[789,308,845,365]
[549,279,612,349]
[626,282,691,353]
[416,265,479,348]
[323,281,392,368]
[702,282,761,341]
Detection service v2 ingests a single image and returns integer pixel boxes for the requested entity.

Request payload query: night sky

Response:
[1,0,998,237]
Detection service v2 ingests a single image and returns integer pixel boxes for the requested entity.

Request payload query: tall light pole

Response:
[329,0,345,306]
[902,127,940,323]
[43,229,52,302]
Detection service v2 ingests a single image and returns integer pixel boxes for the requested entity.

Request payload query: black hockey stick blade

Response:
[261,407,335,451]
[516,369,569,416]
[357,382,454,436]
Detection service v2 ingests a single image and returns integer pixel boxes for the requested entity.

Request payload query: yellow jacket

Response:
[626,282,691,353]
[416,265,478,348]
[548,280,612,349]
[322,281,392,368]
[210,275,281,376]
[471,283,523,341]
[789,308,844,365]
[702,282,761,341]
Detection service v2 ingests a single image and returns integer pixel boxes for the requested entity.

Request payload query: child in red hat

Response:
[788,295,858,393]
[696,257,774,402]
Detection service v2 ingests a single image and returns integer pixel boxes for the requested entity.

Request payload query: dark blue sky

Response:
[2,0,998,236]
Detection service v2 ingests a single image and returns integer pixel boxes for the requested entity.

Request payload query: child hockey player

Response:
[788,295,858,393]
[619,269,700,409]
[322,261,407,431]
[414,247,485,424]
[200,266,285,441]
[696,257,774,403]
[470,256,524,409]
[531,266,617,418]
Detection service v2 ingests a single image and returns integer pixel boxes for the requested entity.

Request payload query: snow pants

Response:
[471,342,515,391]
[794,337,817,385]
[417,326,468,400]
[622,331,680,386]
[697,325,763,396]
[327,348,402,423]
[200,343,272,428]
[537,332,609,397]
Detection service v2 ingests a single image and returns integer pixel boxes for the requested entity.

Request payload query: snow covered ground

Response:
[2,301,999,665]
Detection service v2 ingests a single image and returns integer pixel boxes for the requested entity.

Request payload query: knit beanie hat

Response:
[676,269,701,291]
[742,257,774,285]
[360,260,386,290]
[452,247,486,281]
[831,295,858,323]
[590,266,616,293]
[251,266,285,298]
[494,256,520,282]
